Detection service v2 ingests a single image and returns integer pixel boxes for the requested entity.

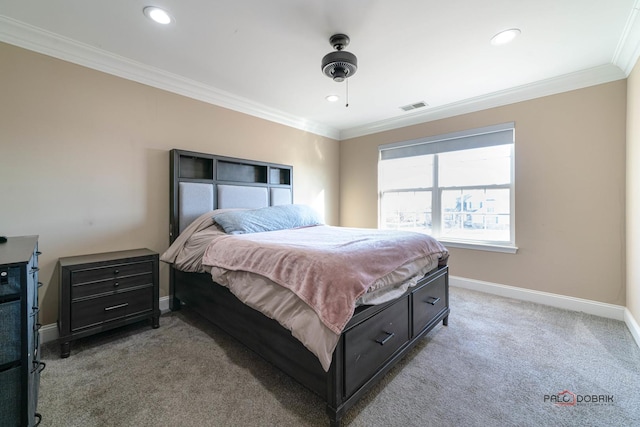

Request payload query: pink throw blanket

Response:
[202,225,448,334]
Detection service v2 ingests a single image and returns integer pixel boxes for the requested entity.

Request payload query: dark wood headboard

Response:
[169,149,293,243]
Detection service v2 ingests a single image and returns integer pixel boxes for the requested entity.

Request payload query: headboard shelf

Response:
[169,149,293,242]
[217,160,268,184]
[269,167,291,185]
[177,154,214,180]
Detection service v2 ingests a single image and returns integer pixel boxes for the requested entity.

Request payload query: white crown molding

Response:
[612,0,640,75]
[0,14,634,142]
[339,64,627,140]
[0,15,341,140]
[340,0,639,140]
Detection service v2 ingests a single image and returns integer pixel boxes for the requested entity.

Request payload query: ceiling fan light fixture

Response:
[322,51,358,82]
[491,28,521,45]
[143,6,173,25]
[321,34,358,82]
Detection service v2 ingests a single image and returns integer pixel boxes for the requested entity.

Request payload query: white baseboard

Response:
[159,295,170,313]
[41,287,639,351]
[451,275,640,351]
[624,308,640,349]
[450,275,626,320]
[40,296,173,345]
[39,323,59,345]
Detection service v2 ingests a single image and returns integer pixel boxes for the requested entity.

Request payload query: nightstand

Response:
[57,248,159,358]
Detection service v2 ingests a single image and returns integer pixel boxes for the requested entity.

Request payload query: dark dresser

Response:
[57,248,160,358]
[0,236,43,427]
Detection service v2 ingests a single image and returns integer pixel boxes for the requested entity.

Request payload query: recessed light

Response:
[491,28,520,46]
[143,6,173,25]
[325,95,340,102]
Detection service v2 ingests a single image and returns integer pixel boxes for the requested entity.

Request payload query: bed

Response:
[162,149,450,426]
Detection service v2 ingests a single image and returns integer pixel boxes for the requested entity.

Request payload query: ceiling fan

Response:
[321,34,358,82]
[321,34,358,106]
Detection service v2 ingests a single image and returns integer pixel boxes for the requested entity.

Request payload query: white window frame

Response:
[378,123,517,254]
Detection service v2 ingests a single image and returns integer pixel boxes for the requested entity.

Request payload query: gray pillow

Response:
[212,204,322,235]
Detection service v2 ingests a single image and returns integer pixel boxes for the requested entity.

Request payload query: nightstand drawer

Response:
[70,260,153,285]
[72,272,154,299]
[71,287,153,331]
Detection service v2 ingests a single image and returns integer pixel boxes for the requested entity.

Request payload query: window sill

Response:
[439,239,518,254]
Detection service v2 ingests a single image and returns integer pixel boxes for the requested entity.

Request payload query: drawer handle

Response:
[114,269,120,275]
[425,296,441,306]
[31,307,40,317]
[104,302,128,311]
[31,267,39,273]
[375,331,395,346]
[114,282,120,288]
[38,281,43,288]
[36,251,42,256]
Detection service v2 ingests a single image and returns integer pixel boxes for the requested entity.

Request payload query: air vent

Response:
[400,101,428,112]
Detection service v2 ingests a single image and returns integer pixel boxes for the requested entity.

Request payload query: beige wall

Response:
[341,81,627,305]
[0,43,340,325]
[628,58,640,320]
[1,38,633,324]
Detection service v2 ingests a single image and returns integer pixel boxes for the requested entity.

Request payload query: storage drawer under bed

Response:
[411,270,447,337]
[343,295,410,396]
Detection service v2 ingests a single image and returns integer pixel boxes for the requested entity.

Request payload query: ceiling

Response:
[1,0,639,140]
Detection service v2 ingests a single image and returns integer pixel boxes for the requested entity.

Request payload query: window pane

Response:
[441,188,510,241]
[439,145,511,187]
[379,155,433,191]
[378,125,515,247]
[380,191,432,233]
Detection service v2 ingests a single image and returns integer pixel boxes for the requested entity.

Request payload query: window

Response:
[378,123,516,252]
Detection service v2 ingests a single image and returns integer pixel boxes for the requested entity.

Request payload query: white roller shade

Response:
[380,122,514,160]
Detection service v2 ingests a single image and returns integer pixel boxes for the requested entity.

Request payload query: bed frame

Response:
[168,149,450,426]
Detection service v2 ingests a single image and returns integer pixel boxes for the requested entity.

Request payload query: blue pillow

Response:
[212,204,322,234]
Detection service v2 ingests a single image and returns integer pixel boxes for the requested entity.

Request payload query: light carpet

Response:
[38,287,640,426]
